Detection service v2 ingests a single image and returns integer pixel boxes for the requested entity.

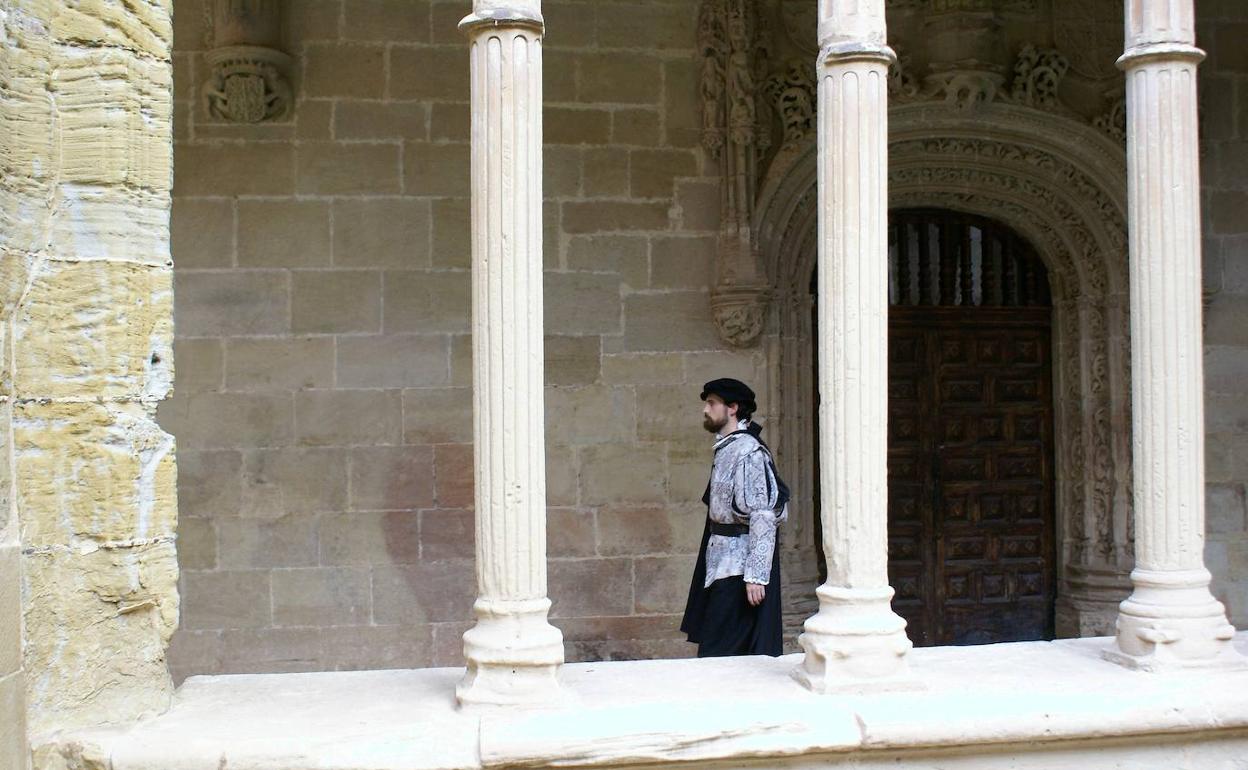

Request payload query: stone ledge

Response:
[70,634,1248,770]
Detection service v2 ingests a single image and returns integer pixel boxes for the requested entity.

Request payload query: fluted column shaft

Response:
[795,0,912,692]
[456,0,563,706]
[1107,0,1237,668]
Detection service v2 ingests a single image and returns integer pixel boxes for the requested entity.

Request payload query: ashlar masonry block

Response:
[48,187,171,266]
[15,401,176,549]
[53,49,172,191]
[13,260,173,400]
[22,540,178,737]
[49,0,172,58]
[0,668,25,770]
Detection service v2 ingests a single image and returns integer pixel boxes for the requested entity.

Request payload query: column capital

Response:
[1124,0,1196,50]
[817,0,887,51]
[1117,42,1205,70]
[459,4,544,35]
[818,41,896,67]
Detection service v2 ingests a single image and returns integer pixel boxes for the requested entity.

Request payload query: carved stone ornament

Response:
[922,65,1007,108]
[767,42,1073,151]
[202,0,292,124]
[698,0,770,161]
[203,46,293,123]
[889,46,921,100]
[1010,44,1070,111]
[711,287,770,347]
[1094,93,1126,142]
[700,0,772,348]
[763,59,815,147]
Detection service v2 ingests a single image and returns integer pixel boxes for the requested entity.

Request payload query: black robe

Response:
[680,478,784,658]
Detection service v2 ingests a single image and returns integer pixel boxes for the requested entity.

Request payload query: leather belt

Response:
[709,521,749,537]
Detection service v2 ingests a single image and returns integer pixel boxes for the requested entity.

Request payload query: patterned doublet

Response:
[704,429,787,587]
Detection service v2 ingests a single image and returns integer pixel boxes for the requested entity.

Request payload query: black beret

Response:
[700,378,757,414]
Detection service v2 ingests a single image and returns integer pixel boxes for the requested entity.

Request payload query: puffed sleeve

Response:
[734,448,779,585]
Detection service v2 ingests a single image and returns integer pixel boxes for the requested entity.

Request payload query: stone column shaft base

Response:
[794,585,916,693]
[1104,569,1242,671]
[456,597,565,708]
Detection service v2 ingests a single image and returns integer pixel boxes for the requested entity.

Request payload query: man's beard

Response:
[703,414,728,434]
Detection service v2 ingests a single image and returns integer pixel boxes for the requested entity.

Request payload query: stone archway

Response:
[756,101,1134,641]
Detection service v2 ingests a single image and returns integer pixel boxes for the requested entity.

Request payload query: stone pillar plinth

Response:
[455,0,564,707]
[1105,0,1239,670]
[794,0,913,692]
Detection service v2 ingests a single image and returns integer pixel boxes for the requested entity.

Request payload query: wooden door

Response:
[885,210,1056,647]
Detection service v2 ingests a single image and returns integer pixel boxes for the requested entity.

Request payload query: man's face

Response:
[702,395,736,434]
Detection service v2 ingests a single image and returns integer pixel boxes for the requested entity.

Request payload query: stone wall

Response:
[162,0,1248,684]
[161,0,765,681]
[0,0,179,759]
[1199,1,1248,629]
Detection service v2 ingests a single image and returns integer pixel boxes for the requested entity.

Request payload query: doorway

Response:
[812,209,1057,647]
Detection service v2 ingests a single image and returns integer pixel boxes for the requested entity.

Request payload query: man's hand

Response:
[745,582,765,606]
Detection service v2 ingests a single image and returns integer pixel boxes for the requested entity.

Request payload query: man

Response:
[681,378,788,657]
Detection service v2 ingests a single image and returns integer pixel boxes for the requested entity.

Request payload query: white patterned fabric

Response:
[703,422,788,587]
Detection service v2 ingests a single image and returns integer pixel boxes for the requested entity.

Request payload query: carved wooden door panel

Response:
[886,324,934,645]
[884,209,1056,647]
[888,310,1055,646]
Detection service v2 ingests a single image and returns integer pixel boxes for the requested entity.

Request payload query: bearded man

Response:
[680,378,788,657]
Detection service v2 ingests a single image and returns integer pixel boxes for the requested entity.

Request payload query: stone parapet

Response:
[54,634,1248,770]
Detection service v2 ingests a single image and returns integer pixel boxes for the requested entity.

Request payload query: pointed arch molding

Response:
[759,102,1134,638]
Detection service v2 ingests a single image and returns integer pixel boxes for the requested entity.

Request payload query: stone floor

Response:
[77,634,1248,769]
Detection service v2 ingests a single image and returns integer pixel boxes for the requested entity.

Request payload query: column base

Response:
[1103,568,1243,671]
[456,597,565,708]
[793,584,916,693]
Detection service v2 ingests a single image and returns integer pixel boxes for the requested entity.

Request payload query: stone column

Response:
[456,0,564,707]
[2,0,179,764]
[795,0,912,692]
[1105,0,1239,669]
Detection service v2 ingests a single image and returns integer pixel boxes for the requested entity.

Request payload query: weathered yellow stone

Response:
[48,189,170,266]
[13,260,173,400]
[0,544,20,678]
[52,49,172,192]
[22,541,177,739]
[0,403,12,518]
[0,669,28,770]
[49,0,172,59]
[0,34,55,257]
[15,401,177,548]
[2,0,177,756]
[31,739,111,770]
[0,248,39,332]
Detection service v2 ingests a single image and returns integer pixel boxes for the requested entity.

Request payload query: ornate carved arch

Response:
[761,103,1134,639]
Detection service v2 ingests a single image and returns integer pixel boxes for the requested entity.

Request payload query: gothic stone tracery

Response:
[699,0,773,348]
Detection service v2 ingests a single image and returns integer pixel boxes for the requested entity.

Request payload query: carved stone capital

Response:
[203,0,292,124]
[202,45,292,124]
[458,6,545,35]
[711,286,770,347]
